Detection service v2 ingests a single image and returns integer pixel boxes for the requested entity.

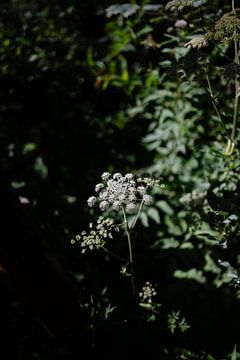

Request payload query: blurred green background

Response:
[0,0,240,359]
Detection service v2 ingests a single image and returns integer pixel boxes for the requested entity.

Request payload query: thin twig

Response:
[196,72,228,135]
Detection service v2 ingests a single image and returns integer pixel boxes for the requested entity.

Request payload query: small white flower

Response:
[99,200,109,211]
[142,194,153,205]
[95,183,104,192]
[128,187,137,194]
[118,193,126,201]
[174,19,187,28]
[87,172,162,211]
[71,216,116,253]
[139,281,157,303]
[128,194,137,202]
[185,35,207,49]
[101,172,111,181]
[87,196,97,207]
[125,173,134,180]
[112,200,121,210]
[126,202,136,211]
[99,191,108,200]
[137,186,146,195]
[113,172,122,179]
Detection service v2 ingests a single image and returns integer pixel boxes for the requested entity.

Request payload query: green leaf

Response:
[147,207,161,224]
[140,212,149,227]
[136,26,153,38]
[22,142,37,155]
[204,253,221,274]
[11,181,26,189]
[174,269,206,284]
[33,157,48,179]
[156,200,174,215]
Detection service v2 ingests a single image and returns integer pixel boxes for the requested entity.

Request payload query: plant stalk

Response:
[131,200,144,229]
[231,0,240,143]
[122,207,136,296]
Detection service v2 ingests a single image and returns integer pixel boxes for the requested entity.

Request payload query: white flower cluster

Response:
[70,216,118,253]
[185,35,207,49]
[87,172,163,212]
[166,0,195,11]
[139,281,157,304]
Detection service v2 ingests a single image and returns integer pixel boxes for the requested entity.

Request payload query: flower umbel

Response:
[185,35,208,49]
[70,216,118,253]
[87,172,162,212]
[166,0,195,12]
[139,281,157,304]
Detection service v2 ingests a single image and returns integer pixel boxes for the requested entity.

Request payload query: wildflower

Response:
[112,200,121,210]
[126,202,136,211]
[142,194,153,205]
[137,186,146,195]
[125,173,134,180]
[101,172,111,181]
[95,183,104,192]
[205,11,240,44]
[166,0,195,12]
[99,200,109,211]
[113,173,122,180]
[128,194,137,202]
[174,19,187,28]
[139,281,157,303]
[185,35,207,49]
[87,172,163,211]
[87,196,97,207]
[70,216,118,253]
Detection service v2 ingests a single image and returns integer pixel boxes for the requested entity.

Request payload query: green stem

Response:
[231,0,240,143]
[131,200,144,229]
[122,206,136,296]
[197,72,228,135]
[204,72,226,130]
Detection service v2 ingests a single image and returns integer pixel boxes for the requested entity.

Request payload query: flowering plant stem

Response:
[131,199,144,230]
[122,206,136,297]
[231,0,240,144]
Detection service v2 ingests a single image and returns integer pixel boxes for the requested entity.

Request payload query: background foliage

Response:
[0,0,240,359]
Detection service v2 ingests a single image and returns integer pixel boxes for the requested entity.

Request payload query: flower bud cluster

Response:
[166,0,194,12]
[71,216,118,253]
[185,35,207,49]
[139,281,157,304]
[87,172,163,212]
